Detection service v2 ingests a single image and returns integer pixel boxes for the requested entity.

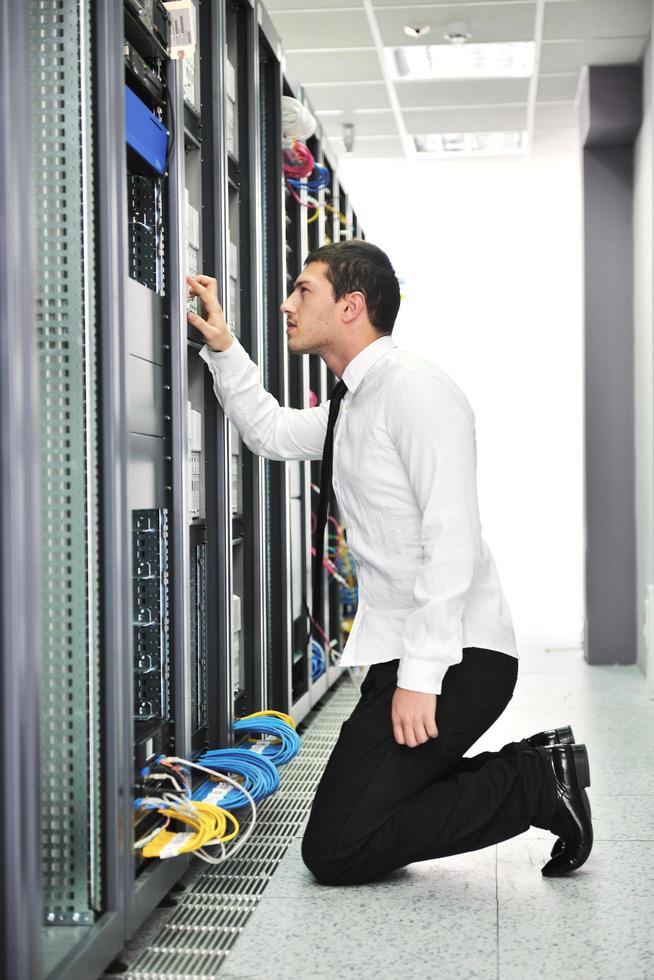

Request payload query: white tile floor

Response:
[218,650,654,980]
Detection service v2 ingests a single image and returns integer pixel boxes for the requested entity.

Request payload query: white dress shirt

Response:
[200,334,518,695]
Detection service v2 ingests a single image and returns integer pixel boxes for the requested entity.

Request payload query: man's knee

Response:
[301,827,351,885]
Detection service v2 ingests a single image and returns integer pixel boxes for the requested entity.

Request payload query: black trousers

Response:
[302,647,557,885]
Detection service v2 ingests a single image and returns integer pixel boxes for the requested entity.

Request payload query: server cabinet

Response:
[29,1,115,975]
[122,0,198,931]
[306,131,331,700]
[258,16,293,713]
[281,78,314,722]
[223,0,266,724]
[1,2,41,977]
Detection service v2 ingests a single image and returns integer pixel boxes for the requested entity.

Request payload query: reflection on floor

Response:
[113,650,654,979]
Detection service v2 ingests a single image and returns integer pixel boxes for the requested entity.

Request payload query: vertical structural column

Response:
[0,2,41,977]
[580,66,642,664]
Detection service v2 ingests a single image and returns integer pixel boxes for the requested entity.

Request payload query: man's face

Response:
[280,262,340,355]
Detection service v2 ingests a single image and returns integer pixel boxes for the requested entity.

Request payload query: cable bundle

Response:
[281,95,331,212]
[195,747,280,809]
[234,711,301,765]
[282,96,316,141]
[134,755,257,864]
[311,637,326,681]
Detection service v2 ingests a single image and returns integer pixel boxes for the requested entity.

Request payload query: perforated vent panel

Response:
[117,677,358,977]
[30,0,101,922]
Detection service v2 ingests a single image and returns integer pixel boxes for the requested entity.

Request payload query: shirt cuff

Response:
[199,337,244,368]
[396,656,450,695]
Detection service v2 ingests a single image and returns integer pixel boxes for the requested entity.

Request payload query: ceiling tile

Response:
[376,3,537,47]
[530,127,581,154]
[265,0,362,9]
[372,0,530,6]
[322,111,398,136]
[403,104,528,133]
[304,82,391,112]
[284,49,382,83]
[332,135,405,159]
[396,77,530,108]
[544,0,650,42]
[534,102,579,130]
[271,9,373,49]
[539,37,648,73]
[537,72,581,103]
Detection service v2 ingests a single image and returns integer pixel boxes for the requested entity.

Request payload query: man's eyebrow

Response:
[294,277,312,289]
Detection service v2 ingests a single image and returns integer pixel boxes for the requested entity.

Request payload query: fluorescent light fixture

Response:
[385,42,535,80]
[414,131,527,155]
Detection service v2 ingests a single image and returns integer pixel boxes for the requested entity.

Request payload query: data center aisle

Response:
[110,651,654,980]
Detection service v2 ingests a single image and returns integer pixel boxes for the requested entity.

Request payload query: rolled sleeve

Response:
[199,339,328,461]
[386,370,480,695]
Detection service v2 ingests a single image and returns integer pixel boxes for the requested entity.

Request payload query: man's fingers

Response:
[186,276,210,299]
[426,717,439,739]
[404,724,418,749]
[187,310,209,333]
[393,722,405,746]
[187,273,217,295]
[186,277,217,306]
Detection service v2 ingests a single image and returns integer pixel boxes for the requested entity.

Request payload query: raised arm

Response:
[188,274,328,461]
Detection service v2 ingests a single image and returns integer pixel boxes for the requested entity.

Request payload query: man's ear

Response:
[341,290,366,324]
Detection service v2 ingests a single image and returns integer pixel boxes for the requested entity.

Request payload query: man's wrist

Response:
[208,334,235,353]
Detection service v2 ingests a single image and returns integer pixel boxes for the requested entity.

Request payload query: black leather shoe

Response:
[524,729,577,859]
[526,725,575,747]
[539,743,593,876]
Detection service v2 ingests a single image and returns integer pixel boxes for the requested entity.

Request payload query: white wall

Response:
[634,42,654,677]
[340,138,584,655]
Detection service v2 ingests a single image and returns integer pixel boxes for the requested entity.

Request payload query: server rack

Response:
[257,10,293,714]
[282,77,313,722]
[305,130,333,701]
[1,1,365,975]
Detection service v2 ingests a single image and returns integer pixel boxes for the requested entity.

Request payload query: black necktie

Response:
[311,379,348,636]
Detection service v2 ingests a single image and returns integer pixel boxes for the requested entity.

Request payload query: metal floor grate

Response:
[108,674,359,979]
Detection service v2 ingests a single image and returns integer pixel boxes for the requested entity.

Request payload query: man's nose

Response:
[280,295,293,314]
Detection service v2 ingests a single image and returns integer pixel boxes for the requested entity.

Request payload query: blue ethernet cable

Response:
[311,638,325,682]
[233,716,301,766]
[194,748,279,810]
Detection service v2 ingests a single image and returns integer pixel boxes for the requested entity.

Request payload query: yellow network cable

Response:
[240,709,297,730]
[240,709,296,746]
[140,799,239,859]
[325,202,348,227]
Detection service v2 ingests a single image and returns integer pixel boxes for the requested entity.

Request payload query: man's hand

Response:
[187,274,234,352]
[391,688,438,747]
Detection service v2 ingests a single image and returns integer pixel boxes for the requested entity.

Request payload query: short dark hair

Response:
[304,240,401,334]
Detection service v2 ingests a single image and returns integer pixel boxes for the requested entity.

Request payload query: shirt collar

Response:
[341,335,396,394]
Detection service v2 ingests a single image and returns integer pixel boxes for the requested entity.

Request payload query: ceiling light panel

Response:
[414,130,527,155]
[385,42,536,81]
